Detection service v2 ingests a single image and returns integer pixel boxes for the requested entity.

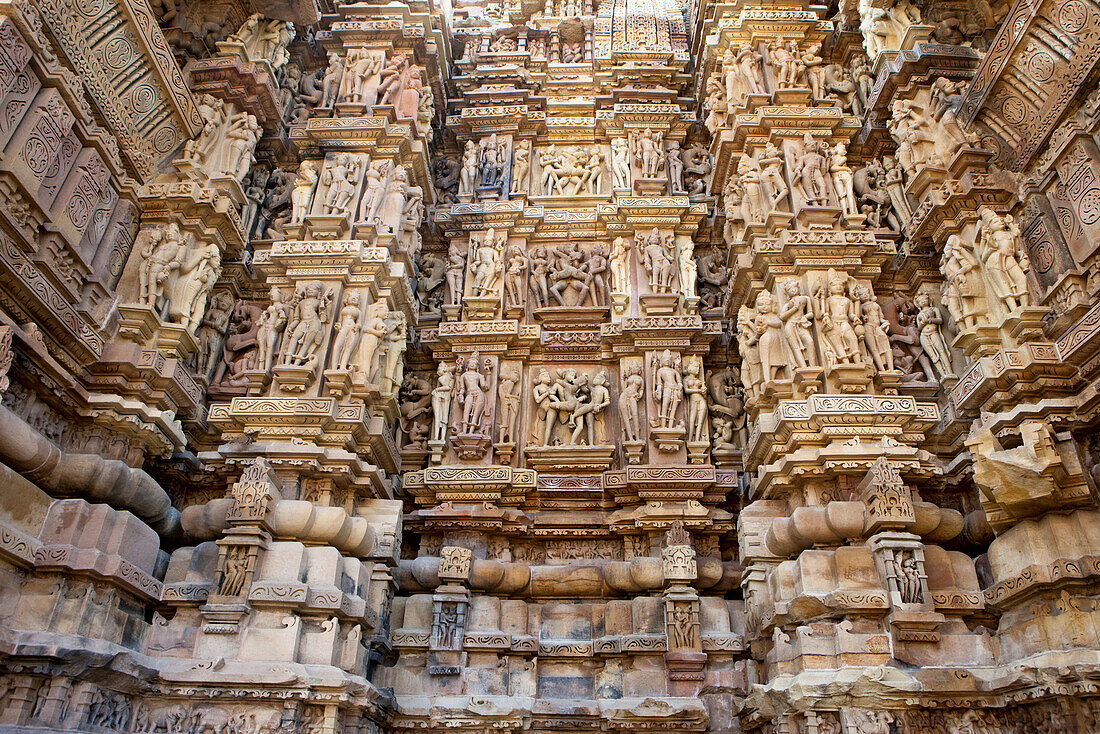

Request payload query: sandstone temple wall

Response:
[0,0,1099,731]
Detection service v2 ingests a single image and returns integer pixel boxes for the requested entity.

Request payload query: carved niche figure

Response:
[801,42,826,100]
[793,133,831,206]
[705,67,729,132]
[895,550,923,604]
[929,76,982,158]
[399,374,432,449]
[478,134,507,193]
[377,55,423,119]
[330,291,362,371]
[667,141,685,194]
[619,361,645,443]
[381,313,407,394]
[697,251,729,310]
[815,271,863,366]
[682,144,713,196]
[431,362,455,442]
[433,156,460,204]
[459,140,479,199]
[736,304,763,398]
[759,142,789,211]
[754,291,788,384]
[829,142,859,216]
[280,281,332,367]
[339,49,384,107]
[469,229,505,298]
[976,208,1030,313]
[853,284,893,373]
[630,128,665,178]
[510,140,531,194]
[357,300,389,383]
[549,242,592,306]
[887,295,937,383]
[570,370,611,446]
[611,137,630,189]
[683,358,708,443]
[536,368,581,445]
[766,37,802,88]
[497,364,521,444]
[375,165,410,235]
[720,48,745,110]
[320,154,361,218]
[256,287,289,373]
[735,42,766,95]
[940,234,987,329]
[455,354,492,436]
[401,181,425,257]
[853,161,900,230]
[639,229,676,294]
[678,239,697,301]
[321,52,344,107]
[528,245,551,308]
[196,291,234,378]
[587,243,611,306]
[889,99,942,177]
[913,293,954,379]
[138,223,184,307]
[504,244,528,309]
[737,156,768,223]
[651,350,684,430]
[168,241,221,332]
[779,279,817,369]
[290,161,319,225]
[610,236,631,295]
[212,300,262,389]
[225,13,294,70]
[358,159,391,223]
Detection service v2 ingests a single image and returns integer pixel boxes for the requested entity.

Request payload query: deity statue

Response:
[290,161,318,225]
[639,229,675,294]
[815,271,862,366]
[766,37,801,88]
[737,156,768,223]
[471,229,506,297]
[478,134,506,191]
[793,133,830,206]
[455,354,491,436]
[166,240,222,332]
[196,291,234,379]
[280,281,332,367]
[630,128,665,178]
[651,350,684,429]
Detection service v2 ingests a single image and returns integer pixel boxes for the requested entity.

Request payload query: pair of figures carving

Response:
[180,95,260,184]
[137,224,222,333]
[720,42,765,108]
[539,144,604,196]
[252,282,333,372]
[533,367,611,446]
[940,208,1030,326]
[330,292,399,387]
[226,13,294,71]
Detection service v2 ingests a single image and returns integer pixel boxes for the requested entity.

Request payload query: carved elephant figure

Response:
[133,704,191,733]
[189,706,235,734]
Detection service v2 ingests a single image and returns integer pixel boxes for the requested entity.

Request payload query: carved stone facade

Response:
[0,0,1099,731]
